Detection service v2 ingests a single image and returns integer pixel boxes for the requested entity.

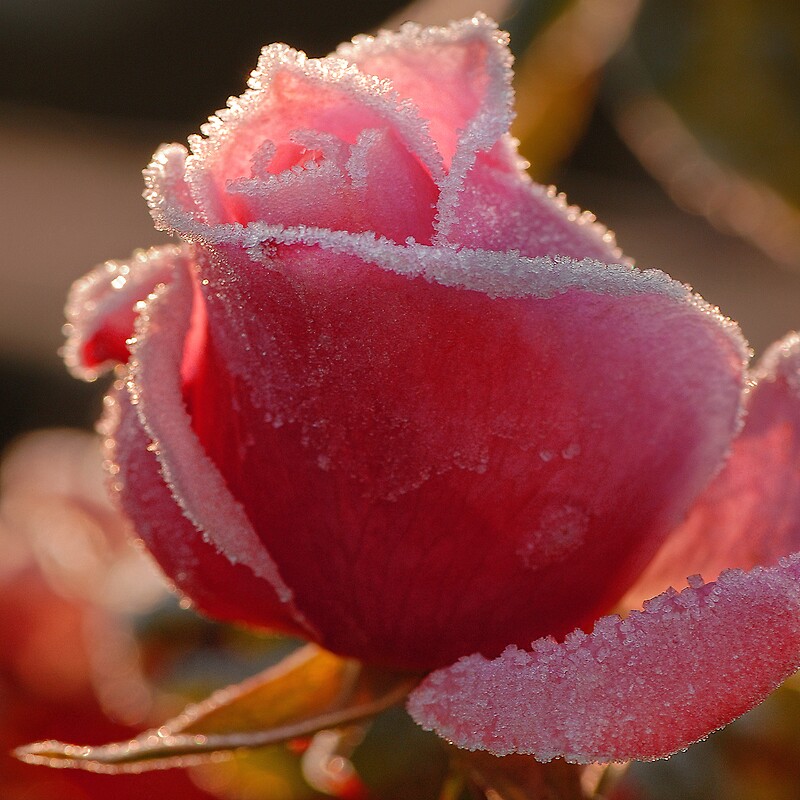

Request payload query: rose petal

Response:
[63,245,190,379]
[408,558,800,763]
[343,127,439,244]
[105,386,305,635]
[625,332,800,604]
[444,144,623,261]
[175,227,745,668]
[168,44,442,227]
[223,128,438,243]
[337,15,517,243]
[337,15,512,170]
[124,262,315,635]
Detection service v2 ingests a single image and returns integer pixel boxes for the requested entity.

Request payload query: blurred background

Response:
[1,0,800,797]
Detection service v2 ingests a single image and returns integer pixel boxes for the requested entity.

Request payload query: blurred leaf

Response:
[351,707,450,800]
[510,0,641,178]
[450,749,591,800]
[438,772,481,800]
[189,744,330,800]
[133,604,304,704]
[505,0,574,48]
[610,0,800,267]
[16,644,418,774]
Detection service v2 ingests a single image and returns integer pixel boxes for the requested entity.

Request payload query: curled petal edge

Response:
[119,214,749,359]
[199,39,444,177]
[63,244,190,380]
[143,36,446,229]
[408,554,800,763]
[126,264,316,636]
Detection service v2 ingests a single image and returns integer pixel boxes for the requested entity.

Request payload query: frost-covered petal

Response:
[626,332,800,603]
[143,143,210,230]
[223,128,438,243]
[125,263,314,636]
[337,15,512,170]
[150,43,442,229]
[169,225,745,668]
[343,127,439,243]
[408,559,800,762]
[443,143,622,261]
[338,15,520,244]
[63,245,190,379]
[106,386,305,635]
[337,15,519,242]
[143,42,443,239]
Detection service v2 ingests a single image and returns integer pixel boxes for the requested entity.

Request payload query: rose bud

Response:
[63,16,800,763]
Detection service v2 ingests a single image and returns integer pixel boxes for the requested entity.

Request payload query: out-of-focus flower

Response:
[60,15,800,765]
[0,429,166,612]
[0,433,222,798]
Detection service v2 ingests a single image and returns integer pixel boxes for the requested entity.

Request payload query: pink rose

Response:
[64,16,800,764]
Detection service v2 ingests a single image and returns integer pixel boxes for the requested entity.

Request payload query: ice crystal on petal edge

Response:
[124,270,317,636]
[63,246,186,380]
[408,554,800,763]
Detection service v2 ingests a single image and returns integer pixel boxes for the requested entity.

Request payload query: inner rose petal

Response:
[337,15,512,169]
[222,128,438,243]
[182,50,442,231]
[262,141,324,174]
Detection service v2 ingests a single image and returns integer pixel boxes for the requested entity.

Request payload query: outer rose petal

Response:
[408,558,800,763]
[106,386,305,636]
[63,245,190,378]
[625,332,800,604]
[124,264,314,636]
[171,226,745,668]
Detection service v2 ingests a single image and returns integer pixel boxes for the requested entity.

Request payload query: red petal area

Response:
[183,235,744,670]
[121,265,314,635]
[343,128,439,243]
[107,386,305,636]
[444,146,622,261]
[625,333,800,604]
[408,558,800,762]
[337,15,512,168]
[63,245,189,379]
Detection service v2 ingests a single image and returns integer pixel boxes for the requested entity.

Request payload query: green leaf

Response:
[15,644,418,773]
[610,0,800,266]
